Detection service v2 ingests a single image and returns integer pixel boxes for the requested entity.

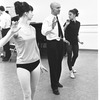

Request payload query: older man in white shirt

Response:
[0,6,11,61]
[42,2,69,95]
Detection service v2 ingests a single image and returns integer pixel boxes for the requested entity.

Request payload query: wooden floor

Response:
[0,50,98,100]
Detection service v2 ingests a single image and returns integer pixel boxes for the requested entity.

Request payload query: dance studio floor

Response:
[0,50,98,100]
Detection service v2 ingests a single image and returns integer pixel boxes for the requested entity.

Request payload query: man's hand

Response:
[63,39,70,45]
[52,17,57,29]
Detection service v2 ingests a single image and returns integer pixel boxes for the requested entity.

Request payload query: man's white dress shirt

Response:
[0,11,11,29]
[41,14,64,41]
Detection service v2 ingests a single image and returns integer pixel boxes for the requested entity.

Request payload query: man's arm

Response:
[41,17,57,36]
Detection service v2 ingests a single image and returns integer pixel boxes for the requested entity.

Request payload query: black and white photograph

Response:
[0,0,98,100]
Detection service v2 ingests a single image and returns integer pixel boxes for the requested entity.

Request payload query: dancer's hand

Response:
[64,19,70,29]
[66,19,70,25]
[10,21,21,35]
[40,64,48,73]
[79,41,84,44]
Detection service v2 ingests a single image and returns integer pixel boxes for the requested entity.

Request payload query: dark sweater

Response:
[64,20,80,45]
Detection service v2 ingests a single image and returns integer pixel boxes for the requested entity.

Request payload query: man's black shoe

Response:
[58,83,63,88]
[52,89,60,95]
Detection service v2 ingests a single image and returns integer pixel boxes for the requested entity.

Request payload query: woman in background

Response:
[64,8,83,79]
[0,1,47,100]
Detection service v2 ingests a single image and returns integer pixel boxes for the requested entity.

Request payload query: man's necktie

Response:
[56,16,63,38]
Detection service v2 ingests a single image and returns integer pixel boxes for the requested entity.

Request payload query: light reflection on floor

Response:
[0,50,98,100]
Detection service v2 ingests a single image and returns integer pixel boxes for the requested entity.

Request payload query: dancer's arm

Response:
[0,22,21,47]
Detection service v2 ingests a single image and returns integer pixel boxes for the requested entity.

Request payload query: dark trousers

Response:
[47,39,63,90]
[66,44,79,71]
[2,28,11,59]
